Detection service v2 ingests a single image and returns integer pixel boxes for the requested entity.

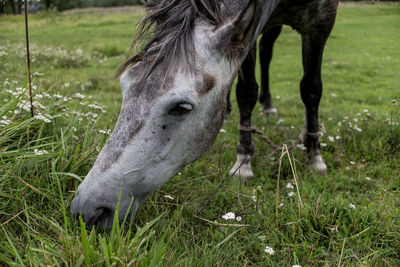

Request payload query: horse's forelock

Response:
[115,0,229,80]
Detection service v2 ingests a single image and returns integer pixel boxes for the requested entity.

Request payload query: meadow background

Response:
[0,2,399,266]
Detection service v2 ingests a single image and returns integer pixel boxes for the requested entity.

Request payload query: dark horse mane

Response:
[116,0,229,78]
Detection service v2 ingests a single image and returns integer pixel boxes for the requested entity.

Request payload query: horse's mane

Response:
[116,0,228,78]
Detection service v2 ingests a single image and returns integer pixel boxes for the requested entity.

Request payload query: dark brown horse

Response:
[71,0,339,230]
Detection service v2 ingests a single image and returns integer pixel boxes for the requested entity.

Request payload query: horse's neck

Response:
[255,0,281,39]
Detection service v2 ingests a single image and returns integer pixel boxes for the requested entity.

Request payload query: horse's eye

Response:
[169,103,193,117]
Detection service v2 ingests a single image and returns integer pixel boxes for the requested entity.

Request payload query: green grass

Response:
[1,2,399,266]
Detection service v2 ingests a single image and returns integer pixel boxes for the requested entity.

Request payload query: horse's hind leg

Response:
[259,26,282,115]
[229,45,258,181]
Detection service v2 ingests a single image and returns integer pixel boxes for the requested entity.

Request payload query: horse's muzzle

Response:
[70,192,115,230]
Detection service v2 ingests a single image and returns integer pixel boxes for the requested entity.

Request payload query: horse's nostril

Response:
[70,197,115,230]
[88,207,113,229]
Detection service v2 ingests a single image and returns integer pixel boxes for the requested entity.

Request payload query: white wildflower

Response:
[76,48,83,56]
[331,93,337,97]
[264,246,275,255]
[288,192,295,197]
[34,149,49,156]
[363,109,369,113]
[337,121,342,127]
[33,101,46,110]
[99,129,111,135]
[88,103,104,110]
[320,143,327,147]
[350,161,356,165]
[293,265,302,267]
[365,177,371,181]
[34,93,43,99]
[236,216,242,222]
[222,212,235,220]
[163,195,174,200]
[258,235,266,241]
[349,203,356,209]
[354,125,362,132]
[64,83,70,88]
[85,112,98,118]
[251,195,257,202]
[277,118,284,124]
[279,203,284,208]
[0,119,11,126]
[220,129,226,133]
[328,136,334,142]
[286,183,294,189]
[336,135,340,140]
[34,114,51,123]
[17,102,31,112]
[344,116,349,120]
[275,95,281,100]
[296,144,306,151]
[73,93,86,99]
[53,94,63,99]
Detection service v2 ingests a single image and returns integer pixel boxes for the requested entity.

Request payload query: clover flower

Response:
[221,212,235,220]
[264,246,275,255]
[34,149,49,156]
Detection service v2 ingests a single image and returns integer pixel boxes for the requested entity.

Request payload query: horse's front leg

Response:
[229,45,258,182]
[299,34,329,175]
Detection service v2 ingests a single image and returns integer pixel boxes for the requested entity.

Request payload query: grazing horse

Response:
[71,0,338,230]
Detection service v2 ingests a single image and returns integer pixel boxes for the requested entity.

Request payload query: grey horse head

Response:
[71,0,258,230]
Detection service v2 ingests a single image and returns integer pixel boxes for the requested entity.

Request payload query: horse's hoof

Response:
[229,154,254,182]
[308,155,327,176]
[262,107,278,116]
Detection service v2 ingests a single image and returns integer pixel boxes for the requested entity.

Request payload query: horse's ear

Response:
[214,1,256,50]
[230,1,256,43]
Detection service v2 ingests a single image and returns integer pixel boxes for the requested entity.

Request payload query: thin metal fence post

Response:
[24,0,34,117]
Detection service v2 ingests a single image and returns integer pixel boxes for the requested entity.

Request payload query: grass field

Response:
[1,2,399,266]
